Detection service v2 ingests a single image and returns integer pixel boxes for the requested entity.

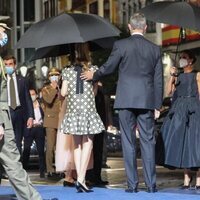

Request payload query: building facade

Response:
[1,0,200,90]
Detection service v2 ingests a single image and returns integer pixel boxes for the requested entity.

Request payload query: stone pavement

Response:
[1,157,195,191]
[103,157,185,190]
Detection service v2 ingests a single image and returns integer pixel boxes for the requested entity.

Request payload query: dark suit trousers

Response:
[93,131,104,180]
[23,127,45,173]
[10,108,25,154]
[119,109,156,189]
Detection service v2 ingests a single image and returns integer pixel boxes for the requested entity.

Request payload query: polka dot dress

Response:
[61,65,105,135]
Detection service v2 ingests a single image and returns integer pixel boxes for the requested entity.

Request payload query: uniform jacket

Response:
[0,76,13,130]
[42,84,62,129]
[93,34,163,110]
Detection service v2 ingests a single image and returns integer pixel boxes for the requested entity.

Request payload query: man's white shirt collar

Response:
[7,72,16,78]
[131,32,144,36]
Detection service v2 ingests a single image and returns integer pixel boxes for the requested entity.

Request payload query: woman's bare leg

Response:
[183,168,192,186]
[78,135,93,188]
[73,135,82,180]
[196,169,200,186]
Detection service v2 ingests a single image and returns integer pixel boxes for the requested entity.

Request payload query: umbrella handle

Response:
[174,27,185,67]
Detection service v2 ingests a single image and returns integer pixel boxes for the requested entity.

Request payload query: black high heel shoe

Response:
[181,176,193,189]
[63,180,75,187]
[76,181,93,193]
[195,185,200,190]
[75,181,83,193]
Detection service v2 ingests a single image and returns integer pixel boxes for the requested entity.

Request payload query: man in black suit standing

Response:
[3,55,34,154]
[81,13,163,193]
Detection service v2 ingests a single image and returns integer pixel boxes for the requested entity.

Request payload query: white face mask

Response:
[179,58,188,68]
[31,95,37,102]
[50,75,59,82]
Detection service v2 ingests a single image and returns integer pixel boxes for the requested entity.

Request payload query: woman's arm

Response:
[61,80,68,97]
[196,72,200,98]
[167,67,177,96]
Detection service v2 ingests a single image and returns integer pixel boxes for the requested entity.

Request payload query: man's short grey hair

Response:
[129,13,146,30]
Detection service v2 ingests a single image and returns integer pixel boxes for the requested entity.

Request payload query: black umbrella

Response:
[16,13,120,49]
[140,1,200,64]
[30,37,117,61]
[140,1,200,31]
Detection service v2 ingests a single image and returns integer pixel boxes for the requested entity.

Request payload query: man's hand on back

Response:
[80,70,94,81]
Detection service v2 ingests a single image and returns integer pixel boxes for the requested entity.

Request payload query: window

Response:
[104,0,110,20]
[50,0,56,17]
[89,2,98,14]
[24,0,35,21]
[44,0,57,18]
[44,1,49,18]
[0,0,10,16]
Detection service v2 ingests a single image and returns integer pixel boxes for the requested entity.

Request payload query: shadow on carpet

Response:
[0,186,200,200]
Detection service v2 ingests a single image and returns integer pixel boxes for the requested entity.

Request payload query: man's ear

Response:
[144,25,147,33]
[128,24,132,32]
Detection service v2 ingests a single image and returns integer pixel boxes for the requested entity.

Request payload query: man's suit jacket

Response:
[93,34,163,110]
[15,74,34,120]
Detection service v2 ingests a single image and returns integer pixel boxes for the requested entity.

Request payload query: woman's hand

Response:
[154,109,160,120]
[170,67,177,76]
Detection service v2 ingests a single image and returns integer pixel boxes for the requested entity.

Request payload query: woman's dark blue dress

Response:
[160,72,200,168]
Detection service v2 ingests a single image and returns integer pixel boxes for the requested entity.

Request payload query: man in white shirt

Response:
[3,55,34,154]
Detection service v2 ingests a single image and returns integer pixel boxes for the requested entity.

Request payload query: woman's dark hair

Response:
[181,50,197,65]
[75,43,91,71]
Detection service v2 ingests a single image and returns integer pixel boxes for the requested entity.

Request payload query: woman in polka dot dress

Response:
[60,43,105,192]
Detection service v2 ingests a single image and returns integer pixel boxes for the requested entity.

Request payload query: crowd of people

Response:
[0,11,200,199]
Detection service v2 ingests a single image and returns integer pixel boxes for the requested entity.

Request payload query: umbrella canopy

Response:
[16,13,120,49]
[140,1,200,31]
[30,37,117,61]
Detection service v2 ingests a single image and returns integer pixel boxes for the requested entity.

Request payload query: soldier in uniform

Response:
[42,67,63,177]
[0,23,42,200]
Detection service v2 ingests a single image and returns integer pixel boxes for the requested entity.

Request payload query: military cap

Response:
[48,67,61,76]
[0,23,11,30]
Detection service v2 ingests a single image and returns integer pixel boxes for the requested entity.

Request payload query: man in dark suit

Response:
[81,13,163,193]
[23,89,46,178]
[3,55,34,154]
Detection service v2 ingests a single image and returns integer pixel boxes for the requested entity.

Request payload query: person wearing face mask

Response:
[3,55,34,155]
[22,89,46,178]
[42,67,63,177]
[0,23,42,200]
[0,26,8,47]
[159,50,200,190]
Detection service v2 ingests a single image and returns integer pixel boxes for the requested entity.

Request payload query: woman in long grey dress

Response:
[60,43,104,192]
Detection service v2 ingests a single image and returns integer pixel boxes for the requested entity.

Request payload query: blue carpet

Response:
[0,186,200,200]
